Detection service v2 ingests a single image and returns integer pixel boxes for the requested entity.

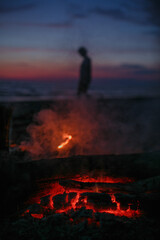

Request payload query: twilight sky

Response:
[0,0,160,82]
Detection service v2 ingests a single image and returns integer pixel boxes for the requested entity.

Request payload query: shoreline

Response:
[0,94,160,104]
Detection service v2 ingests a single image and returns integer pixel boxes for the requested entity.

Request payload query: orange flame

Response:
[58,134,72,149]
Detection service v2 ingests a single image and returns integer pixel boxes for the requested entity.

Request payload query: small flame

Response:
[10,143,26,152]
[58,134,72,149]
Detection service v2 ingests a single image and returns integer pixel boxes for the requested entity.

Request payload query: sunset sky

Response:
[0,0,160,82]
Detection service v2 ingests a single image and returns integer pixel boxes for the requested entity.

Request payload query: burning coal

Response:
[23,175,141,221]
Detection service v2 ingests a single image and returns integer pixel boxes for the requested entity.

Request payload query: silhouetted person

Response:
[77,47,91,96]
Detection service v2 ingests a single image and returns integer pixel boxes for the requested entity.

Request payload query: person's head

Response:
[78,47,87,57]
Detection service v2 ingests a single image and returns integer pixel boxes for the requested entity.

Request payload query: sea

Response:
[0,79,160,102]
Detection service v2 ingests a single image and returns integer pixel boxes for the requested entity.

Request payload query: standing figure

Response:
[77,47,91,96]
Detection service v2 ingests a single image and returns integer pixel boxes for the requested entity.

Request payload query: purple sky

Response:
[0,0,160,82]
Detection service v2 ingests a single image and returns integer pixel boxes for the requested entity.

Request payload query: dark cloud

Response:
[90,0,159,29]
[120,0,160,29]
[120,63,160,76]
[91,6,147,25]
[122,0,160,37]
[144,29,160,39]
[121,1,144,12]
[95,63,160,80]
[93,46,160,55]
[116,47,159,54]
[0,21,73,29]
[146,0,160,27]
[67,1,88,21]
[0,3,36,13]
[134,68,160,76]
[72,13,87,20]
[95,63,147,72]
[0,46,72,53]
[28,22,73,28]
[92,7,126,21]
[120,64,147,70]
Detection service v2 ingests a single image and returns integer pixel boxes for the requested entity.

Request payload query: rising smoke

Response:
[20,98,160,159]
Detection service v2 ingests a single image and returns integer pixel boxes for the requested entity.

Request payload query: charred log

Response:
[59,179,131,194]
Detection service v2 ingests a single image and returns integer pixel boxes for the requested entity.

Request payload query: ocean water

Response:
[0,79,159,102]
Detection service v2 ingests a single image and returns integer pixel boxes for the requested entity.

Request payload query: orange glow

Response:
[31,214,44,219]
[58,134,72,149]
[24,175,141,221]
[51,187,141,218]
[72,175,133,183]
[0,60,77,80]
[10,143,26,152]
[10,144,17,148]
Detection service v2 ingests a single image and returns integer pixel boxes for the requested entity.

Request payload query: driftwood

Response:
[59,175,160,194]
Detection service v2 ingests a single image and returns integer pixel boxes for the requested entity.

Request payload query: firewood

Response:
[59,179,131,193]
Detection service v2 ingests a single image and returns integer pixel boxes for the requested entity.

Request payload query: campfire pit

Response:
[1,152,160,240]
[11,151,157,222]
[22,175,141,221]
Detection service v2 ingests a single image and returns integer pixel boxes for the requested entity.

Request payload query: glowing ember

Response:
[31,214,44,219]
[72,175,133,184]
[99,194,140,218]
[10,143,26,152]
[58,134,72,149]
[50,186,141,218]
[10,143,17,148]
[23,176,141,221]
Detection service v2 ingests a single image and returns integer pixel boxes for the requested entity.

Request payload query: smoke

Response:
[21,98,160,159]
[21,98,104,158]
